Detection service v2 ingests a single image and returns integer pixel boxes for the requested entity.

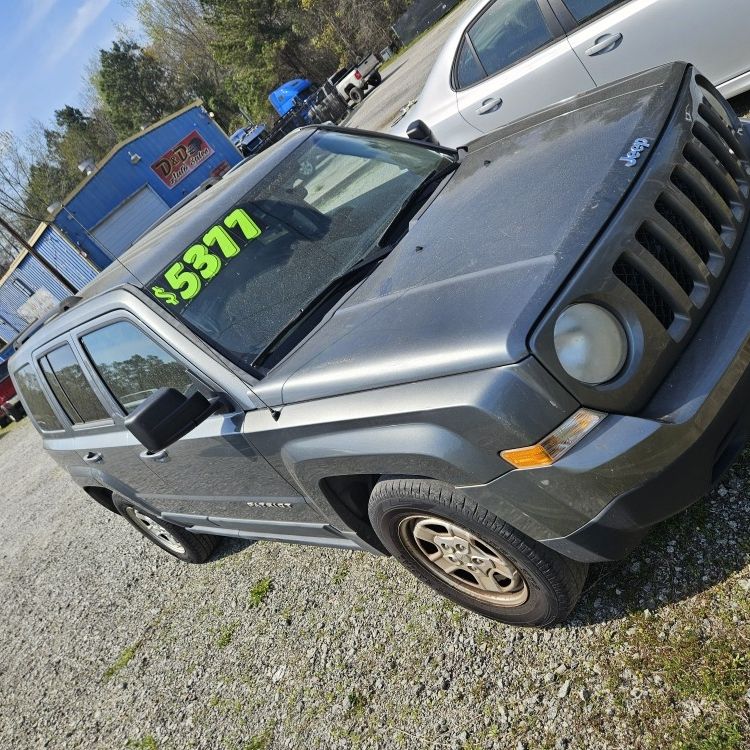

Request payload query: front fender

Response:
[245,361,578,525]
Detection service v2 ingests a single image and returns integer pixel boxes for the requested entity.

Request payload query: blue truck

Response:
[268,79,317,120]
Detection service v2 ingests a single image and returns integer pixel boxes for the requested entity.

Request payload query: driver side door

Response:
[75,313,322,530]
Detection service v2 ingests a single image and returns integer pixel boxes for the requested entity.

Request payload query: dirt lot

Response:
[1,412,750,750]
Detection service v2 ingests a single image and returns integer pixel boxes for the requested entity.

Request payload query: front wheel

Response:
[112,493,218,563]
[368,479,588,626]
[368,72,382,87]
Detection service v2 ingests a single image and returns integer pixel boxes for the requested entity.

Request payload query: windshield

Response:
[146,130,454,372]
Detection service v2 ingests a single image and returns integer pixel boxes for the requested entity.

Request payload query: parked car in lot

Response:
[396,0,750,146]
[10,63,750,625]
[330,53,382,106]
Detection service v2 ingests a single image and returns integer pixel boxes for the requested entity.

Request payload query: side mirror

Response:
[406,119,439,146]
[124,388,227,453]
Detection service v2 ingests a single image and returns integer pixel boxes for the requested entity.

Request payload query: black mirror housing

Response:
[124,388,225,453]
[406,119,439,146]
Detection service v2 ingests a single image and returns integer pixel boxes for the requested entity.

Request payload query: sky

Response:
[0,0,141,137]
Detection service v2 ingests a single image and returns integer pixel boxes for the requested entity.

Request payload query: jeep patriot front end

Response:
[10,63,750,625]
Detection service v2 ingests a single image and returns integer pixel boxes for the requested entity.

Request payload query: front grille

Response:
[612,78,750,338]
[613,257,675,328]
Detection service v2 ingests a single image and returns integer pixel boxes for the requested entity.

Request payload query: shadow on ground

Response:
[210,537,256,562]
[568,449,750,627]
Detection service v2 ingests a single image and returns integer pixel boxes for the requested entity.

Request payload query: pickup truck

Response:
[329,53,382,106]
[10,63,750,626]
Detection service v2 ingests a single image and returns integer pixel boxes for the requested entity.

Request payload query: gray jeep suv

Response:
[10,63,750,626]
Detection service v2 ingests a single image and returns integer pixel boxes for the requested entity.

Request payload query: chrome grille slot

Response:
[635,224,695,295]
[613,257,675,329]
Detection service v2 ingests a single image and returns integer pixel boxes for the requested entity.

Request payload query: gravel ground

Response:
[1,416,750,750]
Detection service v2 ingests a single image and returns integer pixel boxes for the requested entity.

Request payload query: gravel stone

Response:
[2,417,750,749]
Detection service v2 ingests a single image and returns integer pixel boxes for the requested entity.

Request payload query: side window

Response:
[467,0,553,78]
[455,36,486,88]
[80,320,195,414]
[13,364,63,432]
[563,0,623,23]
[40,344,110,424]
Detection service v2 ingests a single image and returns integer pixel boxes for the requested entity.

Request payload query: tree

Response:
[94,40,186,138]
[131,0,237,128]
[299,0,407,62]
[201,0,338,122]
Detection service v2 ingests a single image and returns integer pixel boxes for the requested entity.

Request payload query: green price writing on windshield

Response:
[150,208,261,305]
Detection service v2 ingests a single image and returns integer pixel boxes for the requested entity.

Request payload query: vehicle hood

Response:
[255,64,687,406]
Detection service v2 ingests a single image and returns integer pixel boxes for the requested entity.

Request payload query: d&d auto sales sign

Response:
[151,131,214,188]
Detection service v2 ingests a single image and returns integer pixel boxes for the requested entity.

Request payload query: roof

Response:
[48,99,206,220]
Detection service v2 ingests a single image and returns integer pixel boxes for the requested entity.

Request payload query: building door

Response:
[91,186,169,258]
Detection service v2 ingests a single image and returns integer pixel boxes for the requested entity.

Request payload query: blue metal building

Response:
[0,224,98,346]
[50,101,242,268]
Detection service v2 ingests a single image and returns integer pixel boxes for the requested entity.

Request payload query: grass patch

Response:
[331,562,349,585]
[346,690,368,716]
[243,730,273,749]
[592,585,750,748]
[248,577,272,607]
[672,715,746,750]
[126,735,157,750]
[103,641,140,680]
[216,621,240,648]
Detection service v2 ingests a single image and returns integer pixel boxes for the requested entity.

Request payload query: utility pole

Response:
[0,215,77,294]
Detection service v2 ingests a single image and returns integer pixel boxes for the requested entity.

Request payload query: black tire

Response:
[368,479,588,627]
[369,72,382,87]
[9,402,25,421]
[0,413,10,429]
[348,87,363,105]
[112,493,218,563]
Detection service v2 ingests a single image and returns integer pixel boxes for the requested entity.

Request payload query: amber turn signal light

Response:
[500,409,606,470]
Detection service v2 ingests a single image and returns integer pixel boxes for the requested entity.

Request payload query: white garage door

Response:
[91,186,169,258]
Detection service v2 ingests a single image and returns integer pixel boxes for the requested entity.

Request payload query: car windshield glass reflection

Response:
[145,131,453,372]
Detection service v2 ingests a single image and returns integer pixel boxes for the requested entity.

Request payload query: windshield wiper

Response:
[253,162,458,371]
[377,161,459,248]
[253,246,393,369]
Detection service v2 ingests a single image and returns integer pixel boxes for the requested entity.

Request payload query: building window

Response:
[12,278,33,296]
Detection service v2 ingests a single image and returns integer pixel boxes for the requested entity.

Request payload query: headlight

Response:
[553,303,627,385]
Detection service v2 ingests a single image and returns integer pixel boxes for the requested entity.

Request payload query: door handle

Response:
[140,449,169,462]
[476,97,503,115]
[585,32,623,56]
[83,452,103,464]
